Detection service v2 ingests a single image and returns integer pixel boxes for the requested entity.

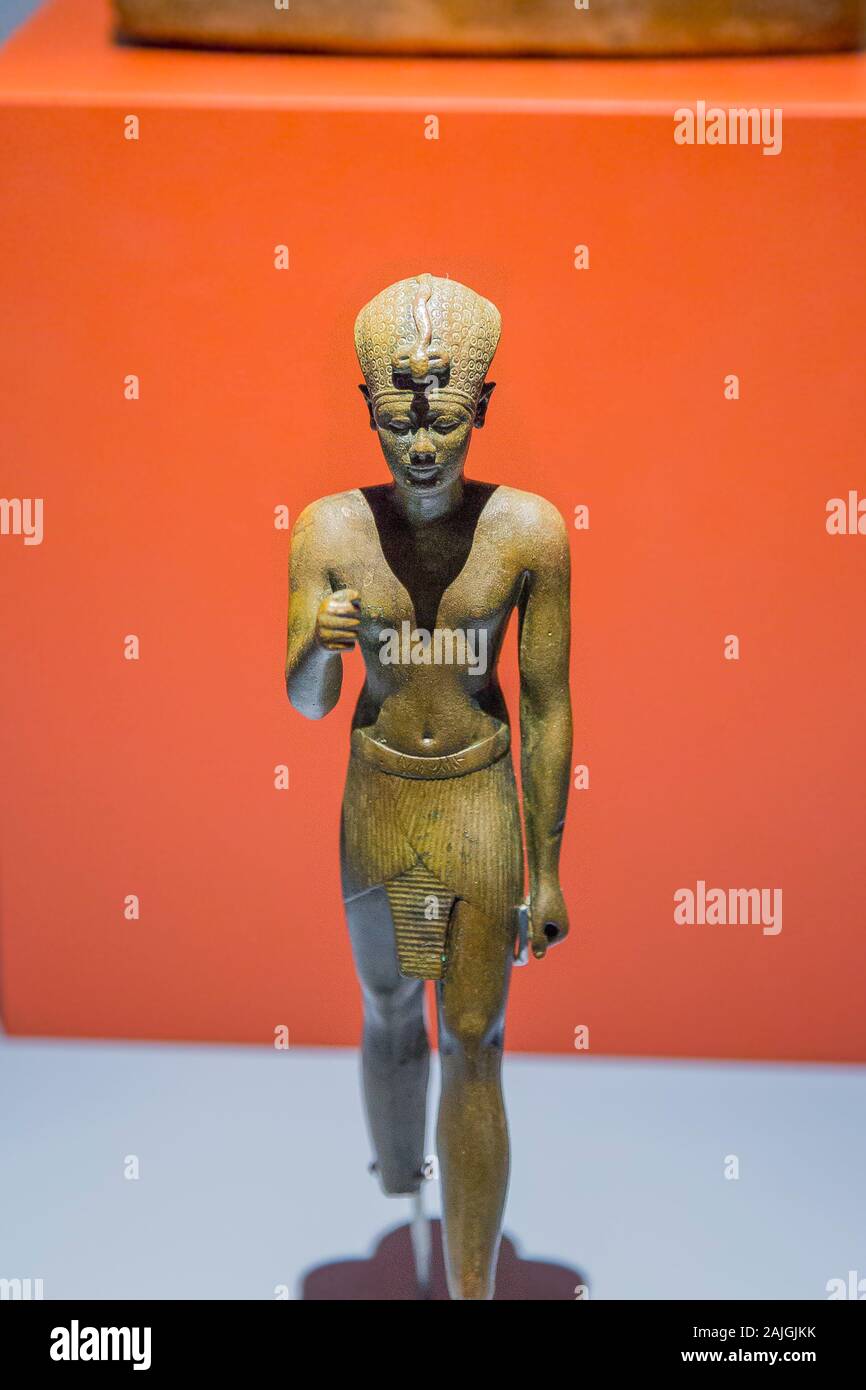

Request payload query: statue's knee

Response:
[364,978,422,1029]
[441,1010,503,1062]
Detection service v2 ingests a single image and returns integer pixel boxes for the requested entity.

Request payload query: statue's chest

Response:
[342,527,513,635]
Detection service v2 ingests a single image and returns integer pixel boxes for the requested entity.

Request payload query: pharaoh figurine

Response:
[286,273,572,1300]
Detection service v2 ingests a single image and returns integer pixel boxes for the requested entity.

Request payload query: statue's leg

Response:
[343,883,429,1196]
[436,897,513,1300]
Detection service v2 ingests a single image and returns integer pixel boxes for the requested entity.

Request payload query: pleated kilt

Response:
[341,722,524,981]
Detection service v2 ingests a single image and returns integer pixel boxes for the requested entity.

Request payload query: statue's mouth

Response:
[406,463,439,486]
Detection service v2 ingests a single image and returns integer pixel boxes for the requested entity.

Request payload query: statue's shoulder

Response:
[292,489,369,543]
[487,485,567,542]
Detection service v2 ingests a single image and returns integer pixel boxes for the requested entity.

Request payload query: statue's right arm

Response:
[285,503,359,720]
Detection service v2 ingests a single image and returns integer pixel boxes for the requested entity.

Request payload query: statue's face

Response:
[362,383,494,492]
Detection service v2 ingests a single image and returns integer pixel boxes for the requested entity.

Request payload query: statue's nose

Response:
[410,429,436,459]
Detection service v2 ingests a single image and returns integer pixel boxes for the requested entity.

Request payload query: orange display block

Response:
[2,0,865,1059]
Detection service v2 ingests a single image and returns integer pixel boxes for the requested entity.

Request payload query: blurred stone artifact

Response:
[115,0,864,56]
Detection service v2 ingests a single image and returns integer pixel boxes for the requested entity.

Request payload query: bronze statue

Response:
[286,273,572,1300]
[116,0,863,56]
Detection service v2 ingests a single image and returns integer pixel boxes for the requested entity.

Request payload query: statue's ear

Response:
[474,381,496,429]
[358,384,377,430]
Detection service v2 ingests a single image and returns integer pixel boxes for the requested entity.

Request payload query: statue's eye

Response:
[431,417,460,433]
[386,418,412,434]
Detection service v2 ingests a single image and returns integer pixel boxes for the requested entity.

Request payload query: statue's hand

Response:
[529,879,569,960]
[315,589,360,652]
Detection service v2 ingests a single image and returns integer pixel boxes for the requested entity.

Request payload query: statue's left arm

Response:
[517,500,573,959]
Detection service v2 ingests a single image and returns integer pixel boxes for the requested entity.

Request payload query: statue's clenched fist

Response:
[316,588,361,652]
[529,877,570,960]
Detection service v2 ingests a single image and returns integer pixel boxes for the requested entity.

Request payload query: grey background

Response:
[2,1035,864,1299]
[1,0,44,45]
